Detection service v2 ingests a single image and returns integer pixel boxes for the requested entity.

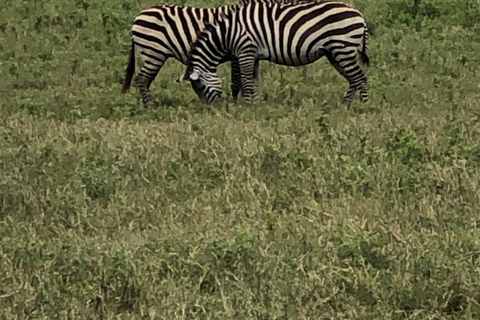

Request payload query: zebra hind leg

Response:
[357,80,368,103]
[135,58,165,107]
[342,85,357,105]
[343,77,368,104]
[326,51,368,104]
[342,78,369,104]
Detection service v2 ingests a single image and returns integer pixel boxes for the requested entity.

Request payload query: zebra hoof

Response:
[359,93,369,103]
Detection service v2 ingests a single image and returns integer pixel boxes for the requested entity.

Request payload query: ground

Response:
[1,0,480,319]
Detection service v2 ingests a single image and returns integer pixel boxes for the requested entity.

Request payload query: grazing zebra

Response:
[182,1,370,104]
[121,0,303,106]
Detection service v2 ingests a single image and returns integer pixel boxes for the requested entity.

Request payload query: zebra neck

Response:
[190,30,228,73]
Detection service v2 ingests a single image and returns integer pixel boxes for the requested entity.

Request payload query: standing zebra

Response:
[182,1,370,104]
[121,0,304,106]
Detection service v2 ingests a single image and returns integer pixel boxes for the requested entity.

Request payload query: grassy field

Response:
[1,0,480,318]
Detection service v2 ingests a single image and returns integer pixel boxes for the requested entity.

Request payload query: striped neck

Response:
[188,16,231,73]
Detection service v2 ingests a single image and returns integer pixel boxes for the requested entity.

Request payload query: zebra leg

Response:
[238,53,258,103]
[325,52,347,78]
[231,57,242,101]
[253,59,260,89]
[325,51,356,104]
[326,50,368,104]
[134,54,166,107]
[357,78,369,103]
[233,58,259,100]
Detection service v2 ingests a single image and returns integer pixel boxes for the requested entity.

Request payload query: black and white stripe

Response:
[183,1,370,104]
[121,0,303,106]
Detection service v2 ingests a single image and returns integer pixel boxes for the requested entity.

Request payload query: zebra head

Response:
[183,67,223,104]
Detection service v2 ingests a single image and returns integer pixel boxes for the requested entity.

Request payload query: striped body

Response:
[184,1,370,104]
[121,1,303,106]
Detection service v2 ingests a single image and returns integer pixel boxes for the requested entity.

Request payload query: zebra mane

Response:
[185,19,224,74]
[204,0,308,33]
[239,0,310,4]
[234,0,315,13]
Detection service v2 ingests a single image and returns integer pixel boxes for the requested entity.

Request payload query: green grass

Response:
[1,0,480,318]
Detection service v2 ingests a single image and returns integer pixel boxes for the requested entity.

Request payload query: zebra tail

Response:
[121,40,135,94]
[360,25,370,68]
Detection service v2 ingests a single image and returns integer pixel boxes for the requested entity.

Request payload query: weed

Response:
[1,0,480,318]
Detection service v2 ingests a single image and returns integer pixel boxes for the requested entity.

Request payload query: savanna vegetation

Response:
[1,0,480,318]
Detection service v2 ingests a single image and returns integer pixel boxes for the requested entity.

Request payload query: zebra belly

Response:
[259,49,324,67]
[254,35,327,66]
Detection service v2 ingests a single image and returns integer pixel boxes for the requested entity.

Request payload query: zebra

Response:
[181,1,370,104]
[120,0,304,106]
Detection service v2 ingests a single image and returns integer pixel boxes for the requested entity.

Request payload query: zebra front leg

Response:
[233,58,259,101]
[230,58,242,101]
[238,53,258,103]
[135,57,166,107]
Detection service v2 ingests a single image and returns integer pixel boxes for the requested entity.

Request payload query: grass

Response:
[1,0,480,318]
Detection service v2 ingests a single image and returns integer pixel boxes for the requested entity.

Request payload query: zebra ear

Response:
[189,70,199,81]
[176,70,196,82]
